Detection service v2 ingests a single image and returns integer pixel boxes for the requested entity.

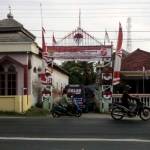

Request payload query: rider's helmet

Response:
[123,85,132,93]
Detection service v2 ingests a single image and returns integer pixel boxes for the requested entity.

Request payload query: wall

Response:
[30,55,43,105]
[0,42,39,54]
[0,95,31,113]
[0,42,40,110]
[52,69,69,91]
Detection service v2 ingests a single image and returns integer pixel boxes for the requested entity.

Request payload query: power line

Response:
[1,8,150,11]
[13,16,150,19]
[1,1,150,4]
[29,30,150,32]
[36,37,150,40]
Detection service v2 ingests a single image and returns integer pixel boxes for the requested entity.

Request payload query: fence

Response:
[112,94,150,107]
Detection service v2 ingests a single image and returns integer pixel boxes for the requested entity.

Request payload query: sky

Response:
[1,0,150,52]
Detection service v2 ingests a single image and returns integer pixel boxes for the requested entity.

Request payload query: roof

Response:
[48,63,69,76]
[0,15,35,42]
[112,49,129,61]
[0,32,33,42]
[0,18,23,28]
[121,49,150,71]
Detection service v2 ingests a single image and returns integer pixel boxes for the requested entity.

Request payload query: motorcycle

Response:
[51,102,82,118]
[110,100,150,121]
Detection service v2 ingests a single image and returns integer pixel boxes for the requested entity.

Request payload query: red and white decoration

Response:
[102,85,112,100]
[113,23,123,85]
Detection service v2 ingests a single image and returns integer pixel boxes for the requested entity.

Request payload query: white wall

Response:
[30,55,43,105]
[0,42,39,54]
[0,42,41,106]
[0,43,69,106]
[52,69,69,91]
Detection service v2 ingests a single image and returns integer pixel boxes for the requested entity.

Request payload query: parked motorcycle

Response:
[111,100,150,121]
[51,103,82,118]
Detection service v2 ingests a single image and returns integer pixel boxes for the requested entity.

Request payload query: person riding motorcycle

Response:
[59,89,76,113]
[121,85,139,113]
[59,89,70,108]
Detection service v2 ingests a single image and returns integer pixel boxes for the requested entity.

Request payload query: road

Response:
[0,114,150,150]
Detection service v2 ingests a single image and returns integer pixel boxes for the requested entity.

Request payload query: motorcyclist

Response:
[59,89,70,109]
[121,85,139,113]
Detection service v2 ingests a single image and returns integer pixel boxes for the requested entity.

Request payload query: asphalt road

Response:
[0,114,150,150]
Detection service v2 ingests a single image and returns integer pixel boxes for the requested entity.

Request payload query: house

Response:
[0,13,69,112]
[115,49,150,93]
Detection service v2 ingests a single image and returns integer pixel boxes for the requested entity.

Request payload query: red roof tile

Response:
[121,49,150,71]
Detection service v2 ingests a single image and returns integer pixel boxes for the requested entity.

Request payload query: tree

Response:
[60,61,96,85]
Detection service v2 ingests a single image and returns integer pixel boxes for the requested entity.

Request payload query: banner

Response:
[48,48,112,61]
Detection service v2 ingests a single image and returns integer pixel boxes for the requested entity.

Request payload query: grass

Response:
[0,107,50,117]
[24,107,49,116]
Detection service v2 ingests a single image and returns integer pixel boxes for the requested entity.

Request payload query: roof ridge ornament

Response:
[7,5,14,19]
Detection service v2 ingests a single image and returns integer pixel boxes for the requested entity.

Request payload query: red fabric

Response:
[113,71,120,78]
[47,45,112,52]
[116,23,123,52]
[52,33,57,46]
[113,71,120,85]
[39,73,47,85]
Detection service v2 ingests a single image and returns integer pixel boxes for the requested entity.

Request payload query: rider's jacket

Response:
[121,91,133,108]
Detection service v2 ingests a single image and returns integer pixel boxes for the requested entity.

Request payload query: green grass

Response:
[0,111,22,116]
[24,107,49,116]
[0,107,49,117]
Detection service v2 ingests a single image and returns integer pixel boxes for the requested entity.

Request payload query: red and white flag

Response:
[52,32,57,46]
[104,29,110,44]
[39,73,47,85]
[42,27,48,63]
[113,23,123,85]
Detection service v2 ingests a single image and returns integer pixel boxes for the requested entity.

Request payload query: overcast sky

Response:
[1,0,150,52]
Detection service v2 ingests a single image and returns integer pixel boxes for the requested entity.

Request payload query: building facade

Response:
[0,14,69,112]
[114,49,150,94]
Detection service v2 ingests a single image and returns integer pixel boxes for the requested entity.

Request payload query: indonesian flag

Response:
[52,32,57,46]
[104,29,110,44]
[113,23,123,85]
[39,73,47,85]
[42,27,48,64]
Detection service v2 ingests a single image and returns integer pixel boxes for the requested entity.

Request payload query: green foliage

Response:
[0,107,49,116]
[60,61,96,85]
[0,111,22,116]
[24,107,49,116]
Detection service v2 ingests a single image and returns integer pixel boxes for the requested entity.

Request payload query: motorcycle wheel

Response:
[52,112,59,118]
[111,107,124,120]
[140,108,150,121]
[75,112,82,117]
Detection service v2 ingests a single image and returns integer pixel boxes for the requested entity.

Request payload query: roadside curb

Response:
[81,113,111,119]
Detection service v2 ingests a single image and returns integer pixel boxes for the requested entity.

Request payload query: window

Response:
[0,65,17,95]
[0,65,5,95]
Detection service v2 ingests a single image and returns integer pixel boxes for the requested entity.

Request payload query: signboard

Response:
[42,93,51,102]
[48,48,112,61]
